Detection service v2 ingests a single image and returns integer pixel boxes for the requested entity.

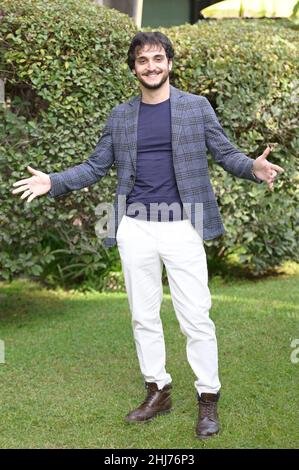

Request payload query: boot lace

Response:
[141,387,158,407]
[199,401,217,421]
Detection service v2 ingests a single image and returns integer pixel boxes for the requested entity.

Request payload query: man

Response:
[12,32,283,439]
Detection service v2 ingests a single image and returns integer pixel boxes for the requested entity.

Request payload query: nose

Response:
[146,60,156,71]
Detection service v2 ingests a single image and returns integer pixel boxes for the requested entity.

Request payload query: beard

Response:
[137,70,169,90]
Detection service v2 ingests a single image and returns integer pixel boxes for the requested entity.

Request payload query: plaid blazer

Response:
[48,85,260,248]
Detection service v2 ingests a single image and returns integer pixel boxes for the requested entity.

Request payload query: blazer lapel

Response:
[125,94,141,172]
[170,85,185,160]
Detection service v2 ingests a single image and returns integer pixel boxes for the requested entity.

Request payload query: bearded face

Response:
[133,45,172,90]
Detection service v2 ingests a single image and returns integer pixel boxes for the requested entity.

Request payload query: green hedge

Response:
[0,0,137,288]
[1,1,298,288]
[166,19,299,274]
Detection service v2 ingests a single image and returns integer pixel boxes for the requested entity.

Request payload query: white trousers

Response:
[116,215,221,396]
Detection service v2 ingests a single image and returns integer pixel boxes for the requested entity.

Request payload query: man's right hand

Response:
[11,166,52,203]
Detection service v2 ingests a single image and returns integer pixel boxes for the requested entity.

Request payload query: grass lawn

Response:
[0,270,298,449]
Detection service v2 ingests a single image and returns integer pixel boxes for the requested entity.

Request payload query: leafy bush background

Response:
[0,0,137,288]
[1,0,298,289]
[167,19,299,274]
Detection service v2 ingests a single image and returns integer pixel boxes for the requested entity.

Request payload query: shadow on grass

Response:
[0,278,129,326]
[207,258,299,283]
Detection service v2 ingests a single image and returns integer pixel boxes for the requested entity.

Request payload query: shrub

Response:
[166,19,299,273]
[1,4,298,287]
[0,0,137,288]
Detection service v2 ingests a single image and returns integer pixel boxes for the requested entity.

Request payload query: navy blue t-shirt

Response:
[126,99,185,221]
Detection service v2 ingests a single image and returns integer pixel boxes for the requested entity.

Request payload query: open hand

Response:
[253,146,284,190]
[11,166,51,203]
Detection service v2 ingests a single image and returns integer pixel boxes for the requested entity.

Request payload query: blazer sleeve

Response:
[48,114,114,198]
[200,96,262,183]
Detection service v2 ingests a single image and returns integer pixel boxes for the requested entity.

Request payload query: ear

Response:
[169,59,173,71]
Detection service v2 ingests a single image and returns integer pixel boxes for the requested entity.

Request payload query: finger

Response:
[261,146,271,159]
[12,185,30,194]
[270,164,284,173]
[27,166,40,176]
[20,189,32,200]
[27,193,36,203]
[268,169,277,179]
[12,178,31,187]
[268,180,274,191]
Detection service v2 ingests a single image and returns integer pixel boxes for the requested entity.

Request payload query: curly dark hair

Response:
[127,31,174,71]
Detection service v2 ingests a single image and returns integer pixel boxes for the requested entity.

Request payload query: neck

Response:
[141,81,170,104]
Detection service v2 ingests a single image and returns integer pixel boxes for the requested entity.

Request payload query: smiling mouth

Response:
[143,72,161,77]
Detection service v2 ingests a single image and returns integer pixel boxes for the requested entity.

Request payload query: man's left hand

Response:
[253,146,284,190]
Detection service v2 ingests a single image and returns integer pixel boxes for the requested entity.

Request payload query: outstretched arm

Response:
[200,96,284,189]
[11,114,114,202]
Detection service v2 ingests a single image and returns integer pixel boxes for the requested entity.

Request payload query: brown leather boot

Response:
[125,382,172,423]
[196,392,220,439]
